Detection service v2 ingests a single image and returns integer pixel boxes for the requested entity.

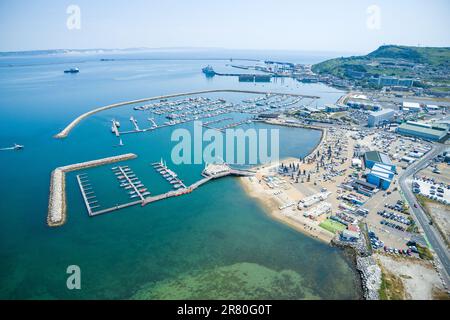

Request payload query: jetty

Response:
[75,163,254,220]
[47,153,137,227]
[111,120,120,137]
[54,89,320,139]
[142,163,254,205]
[130,116,141,131]
[152,159,186,189]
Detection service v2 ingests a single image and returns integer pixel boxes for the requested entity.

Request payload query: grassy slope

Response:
[312,45,450,79]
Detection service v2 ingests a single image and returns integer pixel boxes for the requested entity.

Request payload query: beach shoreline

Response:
[237,122,335,244]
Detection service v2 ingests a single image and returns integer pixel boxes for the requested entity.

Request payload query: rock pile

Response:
[356,256,382,300]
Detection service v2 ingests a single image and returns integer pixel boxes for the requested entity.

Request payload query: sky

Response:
[0,0,449,53]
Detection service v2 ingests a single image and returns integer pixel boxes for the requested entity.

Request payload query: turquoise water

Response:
[0,52,360,299]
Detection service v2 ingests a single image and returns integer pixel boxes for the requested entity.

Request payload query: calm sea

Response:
[0,50,361,299]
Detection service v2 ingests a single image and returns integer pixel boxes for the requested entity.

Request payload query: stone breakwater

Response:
[54,89,320,139]
[356,256,382,300]
[332,228,381,300]
[47,153,137,227]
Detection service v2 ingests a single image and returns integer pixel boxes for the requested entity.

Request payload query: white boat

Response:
[13,143,24,150]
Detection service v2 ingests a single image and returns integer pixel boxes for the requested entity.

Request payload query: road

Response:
[399,143,450,290]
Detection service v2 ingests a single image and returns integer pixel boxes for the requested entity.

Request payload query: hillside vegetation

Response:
[312,45,450,86]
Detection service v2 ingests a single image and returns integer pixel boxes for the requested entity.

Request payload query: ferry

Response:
[202,65,215,77]
[64,68,79,74]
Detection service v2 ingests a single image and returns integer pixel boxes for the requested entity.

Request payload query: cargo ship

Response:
[202,65,216,77]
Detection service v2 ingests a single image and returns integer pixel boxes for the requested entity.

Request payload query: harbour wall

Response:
[47,153,137,227]
[54,89,320,139]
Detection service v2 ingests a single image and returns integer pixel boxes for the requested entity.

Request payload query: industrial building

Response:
[369,76,414,88]
[363,151,396,190]
[401,102,422,113]
[347,100,381,111]
[367,108,395,127]
[366,163,395,190]
[397,121,448,142]
[351,179,379,196]
[364,151,396,172]
[325,104,348,112]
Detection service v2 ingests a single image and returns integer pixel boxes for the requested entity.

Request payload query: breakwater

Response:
[47,153,137,227]
[54,89,320,139]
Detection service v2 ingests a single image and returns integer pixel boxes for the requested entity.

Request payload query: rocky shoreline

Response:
[332,229,381,300]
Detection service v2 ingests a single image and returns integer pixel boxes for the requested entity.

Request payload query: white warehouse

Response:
[367,108,396,127]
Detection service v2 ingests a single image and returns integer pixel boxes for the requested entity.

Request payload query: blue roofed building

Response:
[367,163,395,190]
[364,151,396,172]
[364,151,396,190]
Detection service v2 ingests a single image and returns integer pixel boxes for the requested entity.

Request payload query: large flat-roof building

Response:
[367,108,395,127]
[396,121,448,142]
[364,151,396,190]
[370,76,414,88]
[364,151,396,172]
[367,163,395,190]
[402,102,422,112]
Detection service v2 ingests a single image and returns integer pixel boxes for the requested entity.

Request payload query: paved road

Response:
[399,143,450,290]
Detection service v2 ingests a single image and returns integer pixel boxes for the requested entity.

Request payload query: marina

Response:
[107,93,315,137]
[53,89,320,139]
[47,153,138,226]
[112,165,150,200]
[2,51,367,300]
[70,162,256,218]
[76,174,101,216]
[152,159,186,189]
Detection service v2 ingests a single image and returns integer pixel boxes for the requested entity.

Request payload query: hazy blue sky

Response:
[0,0,449,53]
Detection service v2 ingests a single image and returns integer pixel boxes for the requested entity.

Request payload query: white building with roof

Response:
[402,102,421,112]
[367,108,396,127]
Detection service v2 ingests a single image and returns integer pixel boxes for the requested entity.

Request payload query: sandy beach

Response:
[239,170,335,244]
[238,122,359,245]
[237,122,338,244]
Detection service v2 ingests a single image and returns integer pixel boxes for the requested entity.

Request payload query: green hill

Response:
[367,45,450,66]
[312,45,450,83]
